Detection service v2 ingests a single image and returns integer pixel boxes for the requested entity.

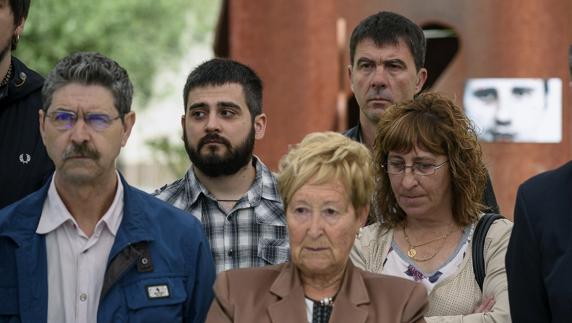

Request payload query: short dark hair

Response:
[42,52,134,117]
[183,58,263,118]
[349,11,426,71]
[8,0,31,50]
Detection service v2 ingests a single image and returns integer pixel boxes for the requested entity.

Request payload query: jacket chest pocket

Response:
[124,276,187,323]
[257,238,290,265]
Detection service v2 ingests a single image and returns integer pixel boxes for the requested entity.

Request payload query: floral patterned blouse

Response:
[382,224,474,293]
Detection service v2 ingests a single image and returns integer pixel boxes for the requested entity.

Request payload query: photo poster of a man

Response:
[463,78,562,143]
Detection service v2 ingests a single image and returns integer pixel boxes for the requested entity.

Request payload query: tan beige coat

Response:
[206,261,428,323]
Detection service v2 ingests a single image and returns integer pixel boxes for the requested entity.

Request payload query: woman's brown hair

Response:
[374,92,487,227]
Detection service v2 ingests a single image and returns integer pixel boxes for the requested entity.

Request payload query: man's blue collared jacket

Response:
[0,175,215,322]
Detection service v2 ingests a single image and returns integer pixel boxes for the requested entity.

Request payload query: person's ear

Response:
[348,64,354,92]
[120,112,136,146]
[38,109,47,145]
[14,16,26,38]
[415,68,428,94]
[253,113,267,140]
[181,114,186,132]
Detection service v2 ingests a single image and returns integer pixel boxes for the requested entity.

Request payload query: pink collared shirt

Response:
[36,173,124,323]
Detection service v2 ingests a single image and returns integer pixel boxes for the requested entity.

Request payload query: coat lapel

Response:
[106,175,155,263]
[267,262,370,323]
[267,263,309,323]
[329,262,369,323]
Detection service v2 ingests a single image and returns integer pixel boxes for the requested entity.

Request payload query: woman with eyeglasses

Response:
[351,92,512,322]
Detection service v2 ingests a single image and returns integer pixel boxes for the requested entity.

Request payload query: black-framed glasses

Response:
[46,110,121,131]
[383,160,448,176]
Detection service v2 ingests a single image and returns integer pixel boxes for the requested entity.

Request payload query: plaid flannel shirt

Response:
[153,157,289,273]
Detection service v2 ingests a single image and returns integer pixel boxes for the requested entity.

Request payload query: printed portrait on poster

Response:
[463,78,562,143]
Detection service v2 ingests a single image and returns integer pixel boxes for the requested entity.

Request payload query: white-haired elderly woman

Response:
[206,132,428,323]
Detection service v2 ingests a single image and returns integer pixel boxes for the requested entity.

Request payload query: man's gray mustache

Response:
[62,143,100,160]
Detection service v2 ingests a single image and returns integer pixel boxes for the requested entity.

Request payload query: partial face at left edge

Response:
[0,0,25,61]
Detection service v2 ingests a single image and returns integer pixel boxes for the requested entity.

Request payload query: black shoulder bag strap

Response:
[472,213,504,291]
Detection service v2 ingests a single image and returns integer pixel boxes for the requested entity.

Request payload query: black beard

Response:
[183,126,255,177]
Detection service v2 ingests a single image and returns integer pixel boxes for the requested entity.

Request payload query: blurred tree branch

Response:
[145,136,189,178]
[17,0,220,104]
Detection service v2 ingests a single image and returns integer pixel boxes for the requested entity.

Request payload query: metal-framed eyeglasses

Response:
[383,160,449,176]
[46,110,122,132]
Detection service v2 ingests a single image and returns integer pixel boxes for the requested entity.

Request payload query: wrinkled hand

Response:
[473,296,495,313]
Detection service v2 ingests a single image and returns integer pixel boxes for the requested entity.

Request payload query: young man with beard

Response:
[345,11,499,214]
[0,0,54,209]
[154,58,289,273]
[0,52,215,322]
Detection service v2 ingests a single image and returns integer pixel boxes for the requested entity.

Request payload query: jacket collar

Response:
[0,173,155,250]
[0,173,155,322]
[184,155,282,207]
[105,174,155,261]
[1,56,44,106]
[344,124,364,144]
[329,262,369,323]
[268,261,370,323]
[267,263,307,323]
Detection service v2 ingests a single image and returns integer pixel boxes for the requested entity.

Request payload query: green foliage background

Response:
[146,136,189,177]
[16,0,221,178]
[17,0,221,104]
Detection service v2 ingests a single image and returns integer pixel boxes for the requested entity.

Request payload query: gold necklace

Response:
[402,224,455,262]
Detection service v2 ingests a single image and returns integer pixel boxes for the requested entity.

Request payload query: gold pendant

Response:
[407,248,416,258]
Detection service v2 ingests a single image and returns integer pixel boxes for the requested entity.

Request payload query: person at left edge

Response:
[0,52,215,323]
[0,0,54,209]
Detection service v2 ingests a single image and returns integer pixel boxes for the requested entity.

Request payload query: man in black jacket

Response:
[345,11,499,214]
[0,0,53,209]
[506,161,572,322]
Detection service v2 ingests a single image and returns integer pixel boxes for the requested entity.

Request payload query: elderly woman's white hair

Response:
[277,131,374,212]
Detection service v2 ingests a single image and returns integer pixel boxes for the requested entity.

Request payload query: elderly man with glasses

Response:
[0,52,215,323]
